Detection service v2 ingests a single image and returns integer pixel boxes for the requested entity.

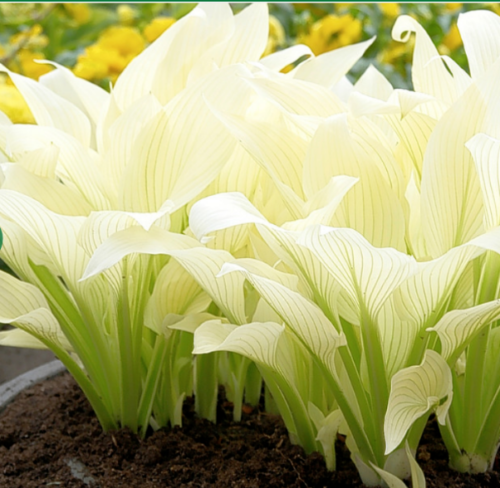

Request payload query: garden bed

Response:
[0,372,499,487]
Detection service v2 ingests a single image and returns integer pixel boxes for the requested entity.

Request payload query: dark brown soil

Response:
[0,373,499,487]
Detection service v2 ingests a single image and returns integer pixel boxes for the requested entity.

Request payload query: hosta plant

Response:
[130,8,500,487]
[0,2,307,433]
[3,3,500,488]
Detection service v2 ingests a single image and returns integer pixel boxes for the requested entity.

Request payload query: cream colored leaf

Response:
[259,45,312,72]
[292,37,375,88]
[219,261,346,372]
[458,10,500,80]
[298,225,418,319]
[385,350,452,454]
[392,16,457,107]
[419,61,500,257]
[466,133,500,230]
[428,299,500,364]
[0,66,91,146]
[112,4,232,110]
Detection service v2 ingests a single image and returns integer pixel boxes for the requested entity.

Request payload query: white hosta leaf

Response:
[466,133,500,230]
[0,329,47,349]
[378,299,419,378]
[370,465,408,488]
[458,10,500,80]
[105,94,163,195]
[190,192,269,241]
[189,192,354,325]
[0,218,56,280]
[308,404,343,471]
[298,225,418,319]
[428,299,500,365]
[120,65,253,213]
[2,165,92,216]
[347,92,399,118]
[0,190,86,287]
[385,350,452,454]
[194,320,284,370]
[0,271,71,351]
[385,112,437,183]
[207,100,308,209]
[6,125,112,210]
[292,37,375,89]
[259,45,312,72]
[282,175,358,232]
[393,244,482,326]
[80,225,198,280]
[420,61,500,257]
[145,260,210,334]
[112,3,232,110]
[0,66,91,146]
[392,16,457,107]
[39,63,108,133]
[15,143,59,179]
[166,247,247,325]
[354,65,393,101]
[152,6,234,104]
[219,261,346,372]
[188,2,268,83]
[302,114,405,250]
[246,75,345,118]
[406,442,427,488]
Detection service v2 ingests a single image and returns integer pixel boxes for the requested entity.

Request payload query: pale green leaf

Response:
[385,350,452,454]
[419,62,500,257]
[219,261,346,372]
[292,37,375,88]
[298,225,418,319]
[0,66,91,146]
[302,114,406,250]
[428,299,500,364]
[458,10,500,80]
[466,133,500,230]
[260,45,312,72]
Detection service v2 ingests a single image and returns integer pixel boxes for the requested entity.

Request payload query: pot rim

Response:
[0,359,66,412]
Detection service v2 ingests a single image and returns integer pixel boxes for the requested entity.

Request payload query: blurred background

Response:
[0,2,497,382]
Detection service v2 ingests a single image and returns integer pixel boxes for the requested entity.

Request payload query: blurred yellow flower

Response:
[73,26,145,82]
[8,50,52,80]
[0,79,35,124]
[117,5,136,25]
[98,26,145,58]
[63,4,91,25]
[441,23,462,51]
[143,17,176,43]
[73,56,109,81]
[444,3,462,13]
[380,3,401,19]
[262,15,286,57]
[299,14,362,56]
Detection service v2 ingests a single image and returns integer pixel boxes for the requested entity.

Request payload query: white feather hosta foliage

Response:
[2,3,500,484]
[186,9,500,485]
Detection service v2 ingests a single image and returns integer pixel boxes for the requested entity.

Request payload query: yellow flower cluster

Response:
[63,3,91,25]
[73,13,177,83]
[299,14,362,56]
[73,26,146,83]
